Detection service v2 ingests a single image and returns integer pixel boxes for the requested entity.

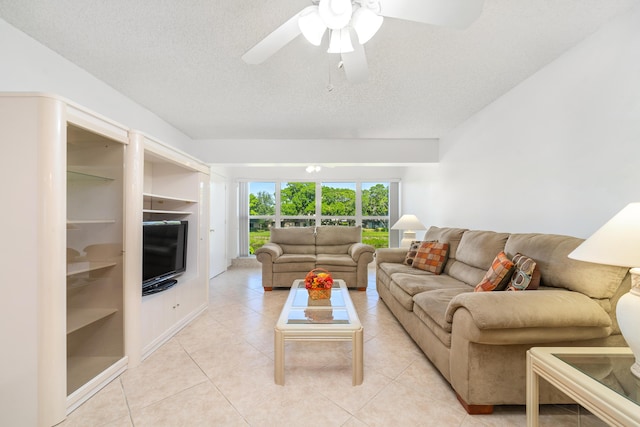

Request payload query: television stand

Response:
[142,279,178,296]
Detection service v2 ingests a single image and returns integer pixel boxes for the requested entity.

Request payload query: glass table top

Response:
[285,282,351,325]
[554,353,640,406]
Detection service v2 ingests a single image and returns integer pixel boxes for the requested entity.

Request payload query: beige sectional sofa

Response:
[376,226,630,414]
[256,226,375,290]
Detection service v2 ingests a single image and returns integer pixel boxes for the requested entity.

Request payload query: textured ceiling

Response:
[1,0,638,140]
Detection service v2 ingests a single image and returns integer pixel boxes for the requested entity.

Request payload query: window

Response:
[242,180,397,256]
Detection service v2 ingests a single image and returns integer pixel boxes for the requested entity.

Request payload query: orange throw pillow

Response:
[412,241,449,275]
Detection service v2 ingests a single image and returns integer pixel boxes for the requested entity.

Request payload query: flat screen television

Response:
[142,220,188,295]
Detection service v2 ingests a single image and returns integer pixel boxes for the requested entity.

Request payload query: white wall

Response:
[404,6,640,238]
[0,18,193,150]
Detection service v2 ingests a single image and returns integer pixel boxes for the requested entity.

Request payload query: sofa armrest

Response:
[375,248,407,264]
[446,290,613,344]
[255,243,283,262]
[348,243,375,262]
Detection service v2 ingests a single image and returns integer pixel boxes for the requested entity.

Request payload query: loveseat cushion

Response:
[316,226,361,254]
[270,227,316,254]
[316,254,357,269]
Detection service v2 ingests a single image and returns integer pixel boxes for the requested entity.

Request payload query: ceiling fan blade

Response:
[378,0,484,29]
[341,40,369,84]
[242,12,303,64]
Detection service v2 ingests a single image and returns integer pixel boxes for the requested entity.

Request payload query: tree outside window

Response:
[248,181,391,254]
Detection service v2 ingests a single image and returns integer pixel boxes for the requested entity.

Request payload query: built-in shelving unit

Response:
[1,93,209,427]
[138,134,210,357]
[66,124,126,400]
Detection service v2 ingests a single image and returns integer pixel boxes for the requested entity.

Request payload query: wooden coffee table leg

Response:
[353,328,364,386]
[274,328,285,385]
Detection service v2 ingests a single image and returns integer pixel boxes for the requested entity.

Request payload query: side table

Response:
[526,347,639,427]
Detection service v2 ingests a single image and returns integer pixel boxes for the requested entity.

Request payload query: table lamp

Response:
[391,214,426,248]
[568,203,640,378]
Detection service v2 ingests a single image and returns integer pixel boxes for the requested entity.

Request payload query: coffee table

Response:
[274,279,364,386]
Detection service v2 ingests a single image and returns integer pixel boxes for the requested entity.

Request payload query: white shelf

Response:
[67,356,122,395]
[143,209,192,215]
[67,308,117,334]
[143,192,197,204]
[67,170,114,182]
[67,219,116,224]
[67,261,116,277]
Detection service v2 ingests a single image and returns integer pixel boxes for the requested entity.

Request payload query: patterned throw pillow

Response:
[474,251,515,292]
[403,240,426,266]
[506,253,540,291]
[412,241,449,274]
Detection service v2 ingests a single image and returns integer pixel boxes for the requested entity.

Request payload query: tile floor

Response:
[58,266,606,427]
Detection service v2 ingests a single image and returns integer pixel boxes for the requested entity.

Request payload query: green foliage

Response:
[362,184,389,216]
[249,191,275,215]
[321,186,355,215]
[280,182,316,215]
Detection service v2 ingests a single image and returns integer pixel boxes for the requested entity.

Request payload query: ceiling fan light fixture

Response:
[318,0,353,30]
[327,28,354,53]
[299,6,327,46]
[352,6,383,44]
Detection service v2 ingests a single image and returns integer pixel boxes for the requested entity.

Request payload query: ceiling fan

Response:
[242,0,484,83]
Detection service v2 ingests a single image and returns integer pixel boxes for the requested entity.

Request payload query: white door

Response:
[209,174,227,277]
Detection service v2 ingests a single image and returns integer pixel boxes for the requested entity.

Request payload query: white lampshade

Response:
[327,28,354,53]
[318,0,353,30]
[391,214,427,231]
[391,214,427,248]
[299,6,327,46]
[351,6,383,44]
[568,203,640,266]
[568,202,640,379]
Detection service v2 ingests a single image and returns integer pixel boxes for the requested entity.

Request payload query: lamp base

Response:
[399,231,417,248]
[618,268,640,379]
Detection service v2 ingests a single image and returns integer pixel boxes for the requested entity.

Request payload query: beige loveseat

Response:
[256,226,375,291]
[376,226,630,414]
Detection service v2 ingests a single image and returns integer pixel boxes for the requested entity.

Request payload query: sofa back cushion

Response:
[270,227,316,254]
[505,233,629,299]
[423,226,467,260]
[447,230,509,286]
[316,226,361,254]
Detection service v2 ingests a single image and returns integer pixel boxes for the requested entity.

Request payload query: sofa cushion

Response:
[412,242,449,274]
[505,233,629,299]
[270,227,316,254]
[413,287,473,334]
[316,254,357,267]
[446,230,509,287]
[424,227,468,260]
[391,272,468,311]
[506,253,541,291]
[378,262,435,278]
[403,240,423,266]
[456,230,510,270]
[316,226,361,254]
[474,251,515,292]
